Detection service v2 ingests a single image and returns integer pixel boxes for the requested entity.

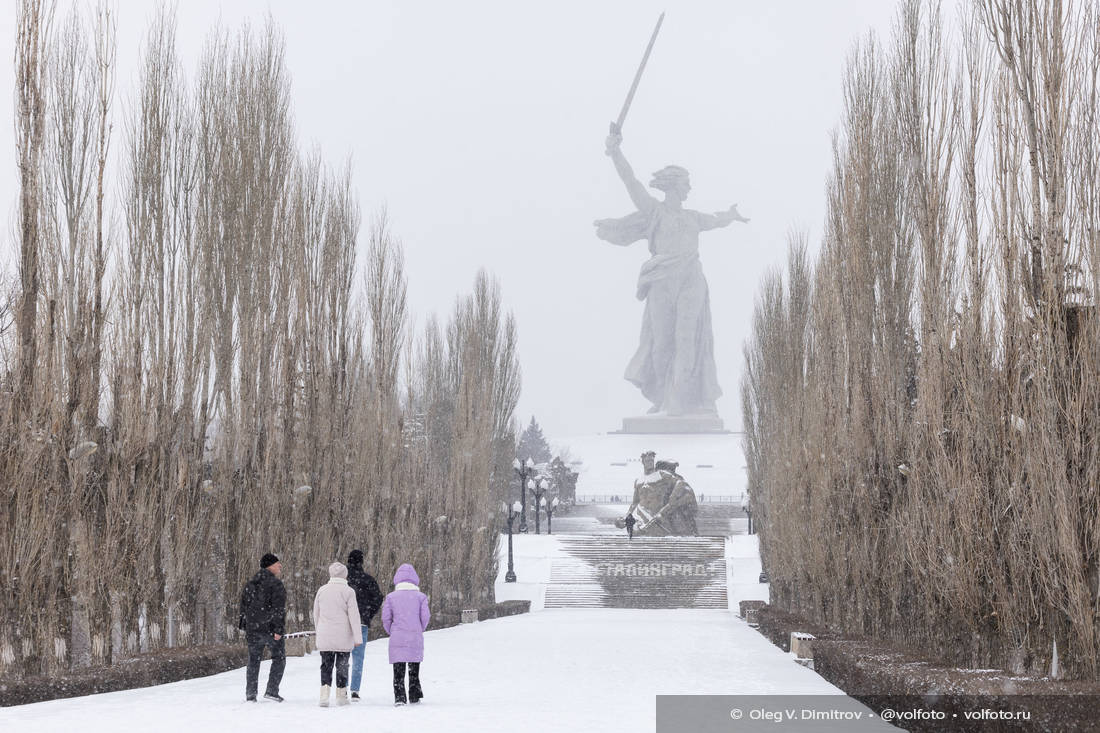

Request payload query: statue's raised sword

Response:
[610,12,665,135]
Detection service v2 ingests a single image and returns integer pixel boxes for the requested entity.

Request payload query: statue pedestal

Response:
[616,413,728,434]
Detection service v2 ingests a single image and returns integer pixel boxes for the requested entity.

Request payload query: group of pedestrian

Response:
[237,549,431,707]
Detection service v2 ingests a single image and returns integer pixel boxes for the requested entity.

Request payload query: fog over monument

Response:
[0,2,901,439]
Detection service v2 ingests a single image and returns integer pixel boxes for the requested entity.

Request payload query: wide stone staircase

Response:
[543,534,728,609]
[695,503,743,537]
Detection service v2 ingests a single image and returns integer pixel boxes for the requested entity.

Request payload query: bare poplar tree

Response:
[44,3,100,670]
[3,4,522,678]
[746,0,1100,677]
[14,0,52,419]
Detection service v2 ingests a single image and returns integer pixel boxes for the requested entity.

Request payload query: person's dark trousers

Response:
[320,651,350,688]
[393,662,423,703]
[245,633,286,698]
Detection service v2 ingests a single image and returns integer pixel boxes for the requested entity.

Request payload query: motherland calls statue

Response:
[592,15,748,423]
[595,132,748,417]
[615,451,699,537]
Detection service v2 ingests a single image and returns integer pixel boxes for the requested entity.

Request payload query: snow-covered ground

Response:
[1,609,882,733]
[560,432,746,499]
[492,533,561,611]
[2,533,898,733]
[727,534,769,609]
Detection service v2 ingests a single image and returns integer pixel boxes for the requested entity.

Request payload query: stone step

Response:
[549,597,727,606]
[544,595,728,609]
[553,549,725,557]
[551,549,725,560]
[547,576,721,581]
[556,534,724,542]
[557,547,725,554]
[557,536,723,541]
[548,589,724,597]
[556,543,725,549]
[542,532,729,610]
[553,559,724,567]
[544,590,727,600]
[549,564,726,576]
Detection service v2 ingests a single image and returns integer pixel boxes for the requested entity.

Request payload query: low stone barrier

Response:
[790,631,815,660]
[755,605,835,653]
[738,599,766,626]
[751,604,1100,731]
[0,644,245,707]
[283,631,314,657]
[428,600,531,630]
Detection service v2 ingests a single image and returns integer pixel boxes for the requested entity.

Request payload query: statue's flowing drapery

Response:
[596,204,722,415]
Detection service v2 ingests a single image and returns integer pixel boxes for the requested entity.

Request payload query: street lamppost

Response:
[503,501,521,582]
[512,457,535,533]
[543,496,560,535]
[531,478,549,534]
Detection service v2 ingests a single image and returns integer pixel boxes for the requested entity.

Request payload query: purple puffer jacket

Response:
[381,563,431,663]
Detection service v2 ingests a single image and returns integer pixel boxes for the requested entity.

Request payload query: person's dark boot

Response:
[263,692,284,702]
[393,664,408,705]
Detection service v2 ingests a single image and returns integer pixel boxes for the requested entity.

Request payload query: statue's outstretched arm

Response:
[605,132,655,212]
[697,204,750,231]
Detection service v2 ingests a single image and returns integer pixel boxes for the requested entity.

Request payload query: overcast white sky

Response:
[0,0,902,440]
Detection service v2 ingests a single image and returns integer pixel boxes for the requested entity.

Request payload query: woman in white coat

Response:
[313,562,363,706]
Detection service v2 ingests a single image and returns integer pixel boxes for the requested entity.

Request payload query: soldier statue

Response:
[616,451,699,537]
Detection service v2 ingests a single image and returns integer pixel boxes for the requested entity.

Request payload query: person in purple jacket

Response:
[381,563,431,706]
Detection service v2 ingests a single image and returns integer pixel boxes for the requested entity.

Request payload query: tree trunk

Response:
[15,0,49,420]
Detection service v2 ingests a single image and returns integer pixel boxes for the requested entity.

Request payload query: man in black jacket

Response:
[346,549,383,701]
[239,553,287,702]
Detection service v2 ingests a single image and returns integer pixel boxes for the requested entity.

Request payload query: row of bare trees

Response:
[743,0,1100,679]
[1,3,520,677]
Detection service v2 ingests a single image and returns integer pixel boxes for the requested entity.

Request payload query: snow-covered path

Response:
[3,608,882,733]
[3,534,897,732]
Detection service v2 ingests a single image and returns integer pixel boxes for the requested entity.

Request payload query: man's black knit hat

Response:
[260,553,279,568]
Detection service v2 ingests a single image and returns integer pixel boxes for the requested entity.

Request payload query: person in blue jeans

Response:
[346,549,383,700]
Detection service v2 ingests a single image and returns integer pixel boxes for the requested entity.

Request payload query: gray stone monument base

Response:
[617,413,728,434]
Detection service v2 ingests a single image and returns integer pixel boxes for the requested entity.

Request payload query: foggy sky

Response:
[0,0,900,443]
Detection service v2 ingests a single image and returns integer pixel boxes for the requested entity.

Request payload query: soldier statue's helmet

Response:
[641,450,656,460]
[655,460,679,473]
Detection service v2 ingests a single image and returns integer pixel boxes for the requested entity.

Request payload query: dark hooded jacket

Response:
[238,568,287,637]
[346,550,384,625]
